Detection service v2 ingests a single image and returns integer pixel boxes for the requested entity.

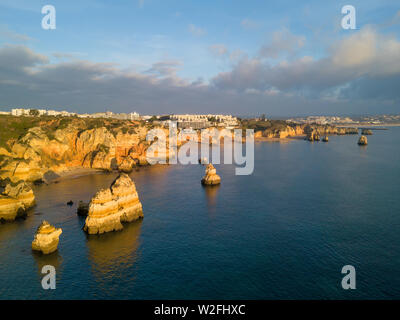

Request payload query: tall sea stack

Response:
[201,164,221,186]
[83,173,143,235]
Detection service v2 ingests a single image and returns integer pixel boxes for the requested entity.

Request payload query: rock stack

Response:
[201,164,221,186]
[32,221,62,254]
[83,173,143,234]
[358,135,368,146]
[0,179,35,221]
[306,130,320,142]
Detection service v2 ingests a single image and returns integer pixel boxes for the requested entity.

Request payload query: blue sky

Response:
[0,0,399,116]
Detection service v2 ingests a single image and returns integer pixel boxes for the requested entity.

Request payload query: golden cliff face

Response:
[0,179,35,221]
[31,220,62,254]
[0,121,156,183]
[84,173,143,235]
[255,124,358,140]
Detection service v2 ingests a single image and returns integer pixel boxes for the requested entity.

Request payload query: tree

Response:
[29,109,40,117]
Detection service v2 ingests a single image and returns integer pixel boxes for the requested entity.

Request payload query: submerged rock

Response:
[201,164,221,186]
[0,179,35,221]
[32,221,62,254]
[83,173,143,235]
[77,201,89,216]
[358,135,368,146]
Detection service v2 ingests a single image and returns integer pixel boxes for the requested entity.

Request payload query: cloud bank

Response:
[0,27,399,116]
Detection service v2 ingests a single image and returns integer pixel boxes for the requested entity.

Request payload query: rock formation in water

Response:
[201,164,221,186]
[83,173,143,234]
[322,136,329,142]
[358,135,368,145]
[306,130,320,142]
[77,201,89,216]
[361,129,373,135]
[0,179,35,221]
[31,221,62,254]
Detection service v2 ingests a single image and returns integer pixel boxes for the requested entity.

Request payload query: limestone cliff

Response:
[251,122,358,140]
[83,173,143,234]
[0,118,176,183]
[201,164,221,186]
[0,179,35,221]
[32,221,62,254]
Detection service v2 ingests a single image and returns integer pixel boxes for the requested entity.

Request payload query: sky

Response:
[0,0,399,116]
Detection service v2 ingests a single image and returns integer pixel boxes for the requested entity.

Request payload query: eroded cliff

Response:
[83,173,143,234]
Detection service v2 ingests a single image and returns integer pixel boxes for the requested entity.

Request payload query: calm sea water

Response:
[1,128,400,299]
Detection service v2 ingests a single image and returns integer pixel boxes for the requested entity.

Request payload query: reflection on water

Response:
[203,185,220,214]
[32,250,63,276]
[86,220,142,283]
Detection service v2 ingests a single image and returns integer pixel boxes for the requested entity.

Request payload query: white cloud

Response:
[241,19,259,30]
[259,28,305,59]
[145,60,183,78]
[188,24,206,37]
[0,25,32,42]
[209,44,228,57]
[213,27,400,102]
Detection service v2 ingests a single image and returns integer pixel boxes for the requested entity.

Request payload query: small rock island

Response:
[83,173,143,235]
[32,221,62,254]
[358,135,368,145]
[201,164,221,186]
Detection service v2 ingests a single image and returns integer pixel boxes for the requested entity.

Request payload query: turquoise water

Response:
[1,128,400,299]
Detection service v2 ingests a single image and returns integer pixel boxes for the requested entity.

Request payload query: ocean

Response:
[1,128,399,299]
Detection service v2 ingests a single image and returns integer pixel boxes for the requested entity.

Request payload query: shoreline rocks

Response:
[201,164,221,186]
[322,136,329,142]
[358,135,368,146]
[361,129,373,135]
[83,173,143,235]
[0,179,35,222]
[32,221,62,254]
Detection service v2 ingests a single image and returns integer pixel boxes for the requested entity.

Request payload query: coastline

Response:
[44,167,110,184]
